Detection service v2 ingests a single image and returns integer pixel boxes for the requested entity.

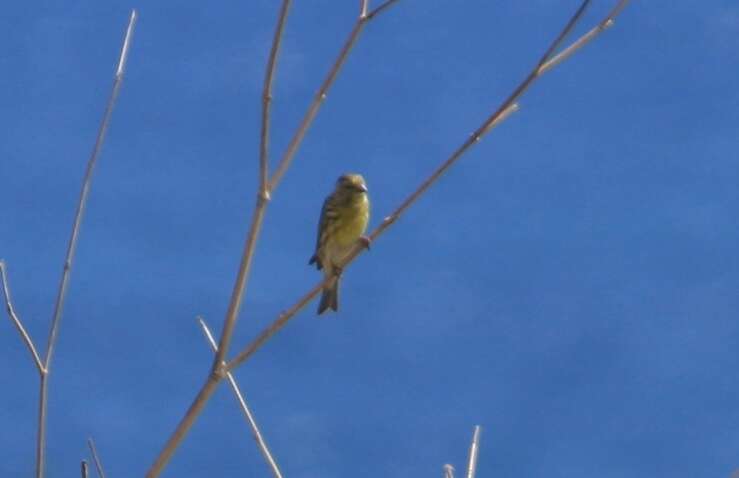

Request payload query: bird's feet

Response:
[358,235,371,250]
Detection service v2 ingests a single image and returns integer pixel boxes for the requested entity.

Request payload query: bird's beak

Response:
[357,184,368,193]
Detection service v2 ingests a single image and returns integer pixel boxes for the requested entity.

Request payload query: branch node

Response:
[258,190,272,204]
[212,363,228,381]
[197,317,284,478]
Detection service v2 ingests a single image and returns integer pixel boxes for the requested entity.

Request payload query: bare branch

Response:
[466,426,481,478]
[367,0,402,20]
[211,0,292,372]
[258,0,292,200]
[226,277,323,370]
[198,318,283,478]
[35,11,137,478]
[87,438,106,478]
[116,10,137,78]
[226,0,633,371]
[44,7,137,371]
[443,464,455,478]
[540,0,631,74]
[146,376,220,478]
[267,0,400,192]
[81,461,89,478]
[147,4,402,475]
[0,261,44,373]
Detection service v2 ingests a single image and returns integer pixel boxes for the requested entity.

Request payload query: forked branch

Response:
[541,0,630,74]
[148,1,632,475]
[198,318,283,478]
[225,0,631,372]
[146,3,399,476]
[267,0,401,191]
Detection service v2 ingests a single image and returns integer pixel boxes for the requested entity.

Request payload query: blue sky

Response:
[1,1,738,477]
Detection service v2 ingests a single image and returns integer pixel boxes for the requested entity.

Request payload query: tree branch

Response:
[267,0,401,192]
[443,464,455,478]
[0,261,44,374]
[145,2,293,475]
[212,0,292,379]
[366,0,402,20]
[540,0,630,74]
[466,426,481,478]
[34,10,137,478]
[226,0,633,372]
[146,3,401,476]
[257,0,292,201]
[81,461,89,478]
[198,318,283,478]
[87,438,106,478]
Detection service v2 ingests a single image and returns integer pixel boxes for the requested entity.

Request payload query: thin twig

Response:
[466,426,481,478]
[267,0,400,192]
[258,0,292,201]
[198,317,283,478]
[81,461,89,478]
[226,0,632,372]
[226,281,325,371]
[366,0,402,20]
[0,261,44,373]
[540,0,630,74]
[34,10,137,478]
[87,438,106,478]
[443,464,455,478]
[146,4,400,476]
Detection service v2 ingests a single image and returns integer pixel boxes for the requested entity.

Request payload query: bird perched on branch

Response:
[309,173,370,314]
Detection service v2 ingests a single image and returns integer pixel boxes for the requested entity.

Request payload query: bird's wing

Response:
[309,194,338,269]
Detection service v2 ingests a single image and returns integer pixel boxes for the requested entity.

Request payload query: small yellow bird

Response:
[309,173,370,314]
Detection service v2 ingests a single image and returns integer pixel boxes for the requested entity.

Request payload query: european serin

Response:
[309,173,370,314]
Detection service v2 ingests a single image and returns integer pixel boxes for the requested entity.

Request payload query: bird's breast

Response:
[333,196,369,246]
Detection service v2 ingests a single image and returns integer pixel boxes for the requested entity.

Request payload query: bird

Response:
[309,173,370,314]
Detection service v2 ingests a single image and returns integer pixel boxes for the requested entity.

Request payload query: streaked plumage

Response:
[309,173,370,314]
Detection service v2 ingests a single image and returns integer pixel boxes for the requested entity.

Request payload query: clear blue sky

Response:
[1,1,738,477]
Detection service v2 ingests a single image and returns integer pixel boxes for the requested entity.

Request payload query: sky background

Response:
[1,1,738,477]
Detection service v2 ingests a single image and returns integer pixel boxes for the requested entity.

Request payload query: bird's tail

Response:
[317,276,340,315]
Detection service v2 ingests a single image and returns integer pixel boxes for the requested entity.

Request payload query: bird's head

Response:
[335,173,368,197]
